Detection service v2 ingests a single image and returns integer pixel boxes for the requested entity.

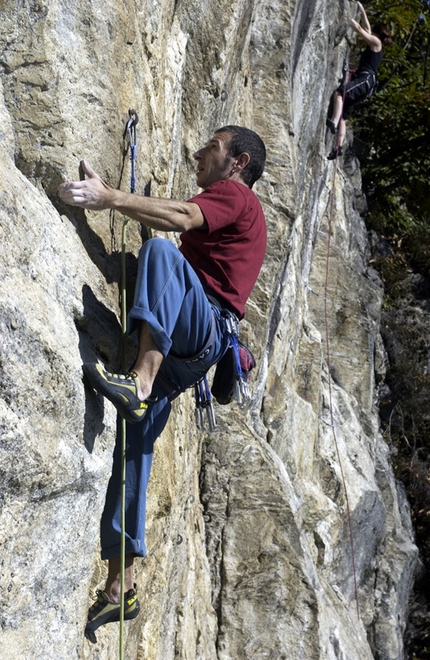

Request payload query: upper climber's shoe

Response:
[327,146,343,160]
[84,585,140,644]
[83,363,149,424]
[326,118,337,134]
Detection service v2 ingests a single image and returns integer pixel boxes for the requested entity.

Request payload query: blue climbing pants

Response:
[100,238,229,559]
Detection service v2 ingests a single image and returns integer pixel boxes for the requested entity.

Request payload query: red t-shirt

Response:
[180,179,267,319]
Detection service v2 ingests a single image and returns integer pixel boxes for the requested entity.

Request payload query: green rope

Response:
[117,108,152,657]
[118,108,137,659]
[119,216,129,660]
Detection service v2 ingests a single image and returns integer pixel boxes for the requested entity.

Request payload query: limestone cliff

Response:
[0,1,418,659]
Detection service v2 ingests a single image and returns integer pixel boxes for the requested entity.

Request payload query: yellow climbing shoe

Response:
[83,363,149,424]
[84,585,140,644]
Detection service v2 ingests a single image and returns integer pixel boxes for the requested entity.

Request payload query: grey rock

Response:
[0,0,417,659]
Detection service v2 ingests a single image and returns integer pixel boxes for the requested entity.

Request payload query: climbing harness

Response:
[195,309,255,432]
[324,78,360,618]
[119,107,139,660]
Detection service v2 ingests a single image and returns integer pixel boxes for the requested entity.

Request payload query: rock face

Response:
[0,1,418,659]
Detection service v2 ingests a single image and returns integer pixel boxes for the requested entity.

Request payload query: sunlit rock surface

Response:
[0,0,417,658]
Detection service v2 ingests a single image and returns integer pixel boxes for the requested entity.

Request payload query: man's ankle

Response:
[105,585,121,603]
[132,371,152,402]
[106,582,134,602]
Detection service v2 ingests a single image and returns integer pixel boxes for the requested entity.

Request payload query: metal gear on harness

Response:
[223,312,253,411]
[194,375,216,431]
[193,308,255,432]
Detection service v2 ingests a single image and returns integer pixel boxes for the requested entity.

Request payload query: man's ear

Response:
[236,152,251,171]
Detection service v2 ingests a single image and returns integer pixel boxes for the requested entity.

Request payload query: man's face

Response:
[193,131,235,189]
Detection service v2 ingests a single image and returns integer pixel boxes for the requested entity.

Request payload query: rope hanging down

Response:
[119,107,139,660]
[325,67,360,619]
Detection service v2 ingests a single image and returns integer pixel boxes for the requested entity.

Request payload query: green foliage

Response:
[346,5,430,655]
[372,252,410,297]
[351,0,430,230]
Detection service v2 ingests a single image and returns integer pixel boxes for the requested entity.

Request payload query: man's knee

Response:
[137,237,183,282]
[141,237,179,260]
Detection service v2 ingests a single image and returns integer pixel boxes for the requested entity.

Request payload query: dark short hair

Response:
[215,125,266,188]
[373,23,392,44]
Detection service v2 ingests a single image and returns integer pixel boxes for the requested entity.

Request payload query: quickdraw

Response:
[124,109,138,193]
[194,375,216,432]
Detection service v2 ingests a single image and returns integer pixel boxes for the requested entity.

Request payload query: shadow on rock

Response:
[75,284,123,453]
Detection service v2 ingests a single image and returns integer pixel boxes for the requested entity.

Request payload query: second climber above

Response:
[326,2,392,160]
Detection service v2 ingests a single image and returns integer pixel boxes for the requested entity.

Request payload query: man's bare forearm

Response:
[58,159,205,232]
[108,189,204,232]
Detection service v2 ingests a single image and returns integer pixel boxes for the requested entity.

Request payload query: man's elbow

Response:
[180,203,205,231]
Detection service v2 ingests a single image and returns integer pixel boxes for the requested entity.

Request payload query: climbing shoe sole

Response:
[83,363,149,424]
